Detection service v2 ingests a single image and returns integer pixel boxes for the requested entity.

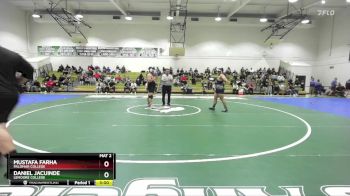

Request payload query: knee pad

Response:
[148,95,153,99]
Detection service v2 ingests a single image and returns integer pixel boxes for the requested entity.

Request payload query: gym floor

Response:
[1,94,350,195]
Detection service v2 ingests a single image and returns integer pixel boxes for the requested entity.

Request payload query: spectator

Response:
[335,83,345,97]
[45,79,55,93]
[32,80,41,92]
[58,64,64,72]
[315,79,323,96]
[93,72,101,80]
[115,74,122,83]
[310,77,315,95]
[247,82,254,95]
[180,74,188,85]
[96,81,102,93]
[267,78,273,96]
[346,79,350,96]
[130,81,137,94]
[124,80,131,93]
[136,73,144,86]
[77,66,83,74]
[331,77,337,91]
[108,80,116,93]
[121,65,126,73]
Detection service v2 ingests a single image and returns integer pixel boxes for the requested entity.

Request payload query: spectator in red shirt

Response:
[180,74,188,85]
[115,74,122,83]
[46,79,55,92]
[93,72,101,80]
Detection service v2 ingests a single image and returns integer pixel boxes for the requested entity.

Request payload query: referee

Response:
[0,46,34,158]
[161,69,173,106]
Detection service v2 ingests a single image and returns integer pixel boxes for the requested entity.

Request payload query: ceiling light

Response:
[260,18,268,23]
[215,17,222,22]
[321,0,326,4]
[289,0,298,3]
[347,0,350,3]
[301,18,310,24]
[166,15,174,20]
[125,16,133,21]
[75,14,83,19]
[32,13,41,18]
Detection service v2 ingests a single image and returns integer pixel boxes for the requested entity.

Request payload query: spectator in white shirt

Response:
[130,81,137,94]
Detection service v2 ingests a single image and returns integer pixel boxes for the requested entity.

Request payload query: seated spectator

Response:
[247,82,254,95]
[96,81,102,93]
[130,81,137,94]
[45,79,56,93]
[31,80,41,92]
[115,74,122,83]
[315,79,323,96]
[273,81,280,95]
[136,73,144,86]
[181,83,192,94]
[225,67,232,75]
[93,72,102,80]
[72,66,77,73]
[51,73,57,81]
[286,83,298,96]
[79,74,86,85]
[121,65,126,73]
[180,74,188,85]
[58,75,66,87]
[335,83,346,97]
[58,64,64,72]
[124,80,131,93]
[77,66,83,74]
[108,80,116,93]
[331,77,337,91]
[345,79,350,88]
[191,77,196,85]
[102,80,110,93]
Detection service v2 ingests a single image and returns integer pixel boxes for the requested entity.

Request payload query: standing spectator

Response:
[346,79,350,96]
[315,79,323,96]
[267,78,273,96]
[331,77,337,91]
[310,77,315,95]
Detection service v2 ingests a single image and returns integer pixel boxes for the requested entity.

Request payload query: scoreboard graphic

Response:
[7,153,116,186]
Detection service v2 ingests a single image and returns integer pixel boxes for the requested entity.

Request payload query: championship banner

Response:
[37,46,158,58]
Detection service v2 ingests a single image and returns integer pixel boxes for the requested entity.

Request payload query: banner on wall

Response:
[37,46,159,58]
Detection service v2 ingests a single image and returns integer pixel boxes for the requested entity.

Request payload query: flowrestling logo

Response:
[146,106,185,113]
[0,178,348,196]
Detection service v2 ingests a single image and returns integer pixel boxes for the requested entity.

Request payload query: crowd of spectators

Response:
[20,64,350,97]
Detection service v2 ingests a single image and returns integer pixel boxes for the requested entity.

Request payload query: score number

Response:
[99,154,114,179]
